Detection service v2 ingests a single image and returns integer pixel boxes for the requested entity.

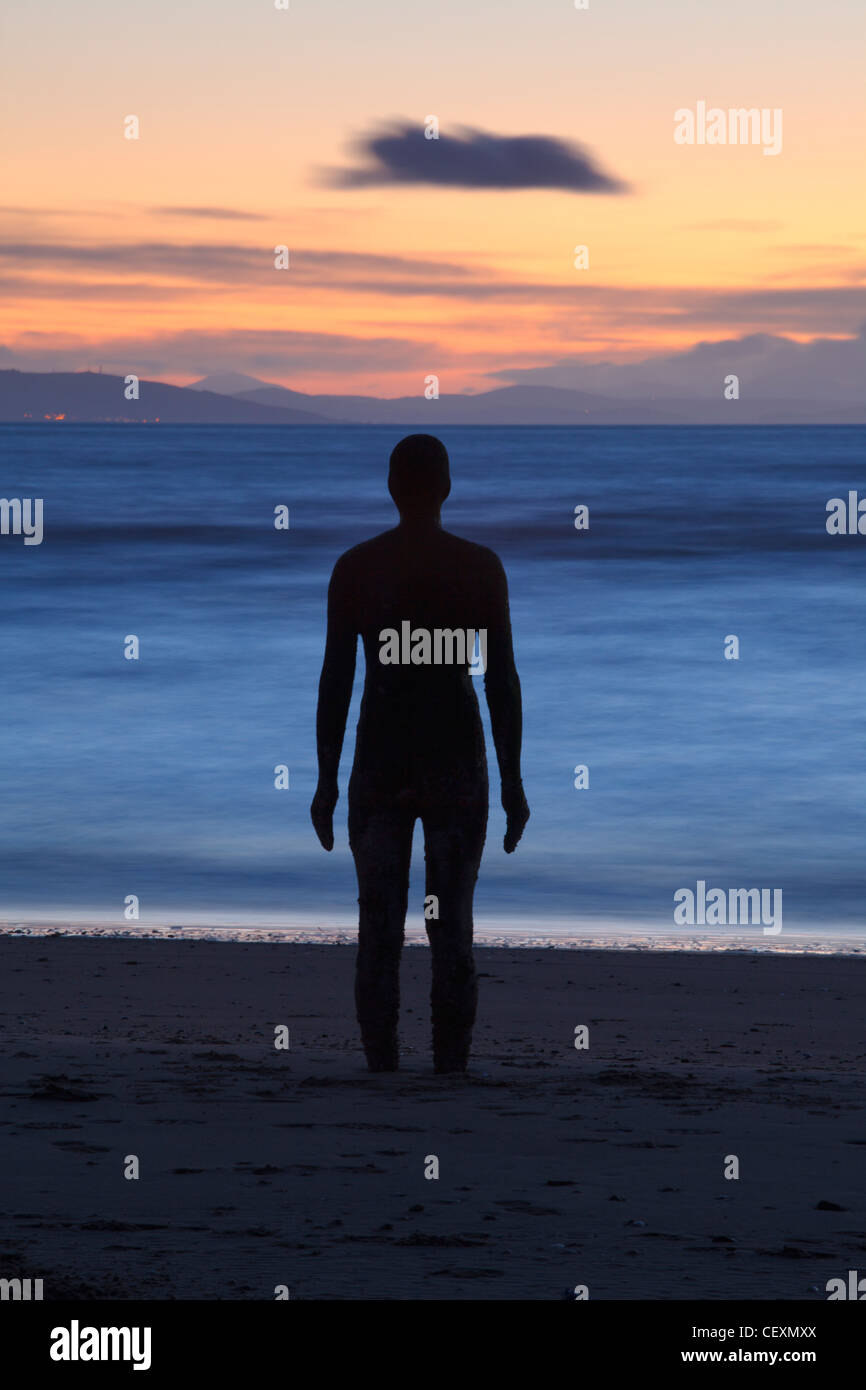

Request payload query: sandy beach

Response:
[1,937,864,1301]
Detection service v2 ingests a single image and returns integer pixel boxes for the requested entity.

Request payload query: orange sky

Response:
[1,0,863,393]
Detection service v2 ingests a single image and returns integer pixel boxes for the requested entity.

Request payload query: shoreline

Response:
[1,918,863,955]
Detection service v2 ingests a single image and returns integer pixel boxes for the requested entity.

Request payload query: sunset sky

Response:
[1,0,863,395]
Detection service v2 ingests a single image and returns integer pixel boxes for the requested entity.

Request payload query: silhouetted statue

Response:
[311,434,529,1073]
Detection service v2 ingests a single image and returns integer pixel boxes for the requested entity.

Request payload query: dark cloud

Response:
[0,276,213,302]
[0,205,125,221]
[0,206,78,218]
[151,206,268,221]
[0,238,861,337]
[0,327,441,378]
[325,121,629,194]
[488,325,866,403]
[0,240,477,284]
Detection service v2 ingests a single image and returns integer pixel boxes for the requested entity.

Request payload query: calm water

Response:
[1,424,863,940]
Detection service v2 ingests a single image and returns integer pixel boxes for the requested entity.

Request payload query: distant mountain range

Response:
[0,370,329,424]
[1,368,863,425]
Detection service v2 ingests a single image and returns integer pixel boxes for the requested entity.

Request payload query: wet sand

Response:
[1,938,864,1300]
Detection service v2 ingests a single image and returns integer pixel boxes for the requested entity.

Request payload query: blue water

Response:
[1,424,863,936]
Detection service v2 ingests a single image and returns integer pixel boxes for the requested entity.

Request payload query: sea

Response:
[1,424,863,952]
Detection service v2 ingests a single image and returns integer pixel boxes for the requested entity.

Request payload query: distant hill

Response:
[233,382,866,426]
[0,371,329,424]
[234,383,677,424]
[188,372,276,395]
[0,369,862,426]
